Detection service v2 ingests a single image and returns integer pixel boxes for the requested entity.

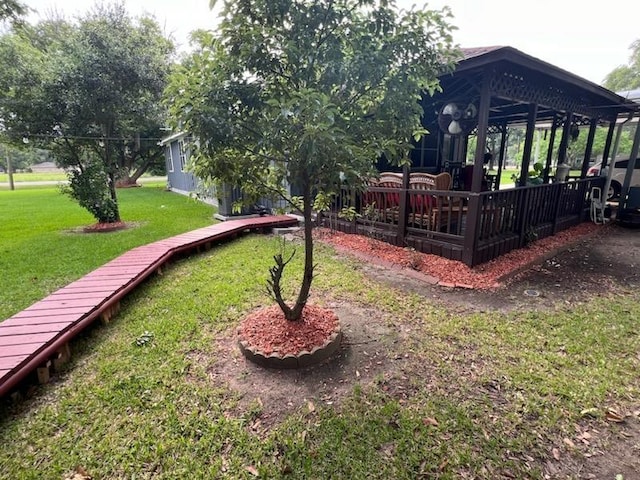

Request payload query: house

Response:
[160,132,284,218]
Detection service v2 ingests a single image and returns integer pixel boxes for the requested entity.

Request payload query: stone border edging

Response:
[238,326,343,369]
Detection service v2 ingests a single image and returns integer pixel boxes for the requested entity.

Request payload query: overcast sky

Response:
[23,0,640,86]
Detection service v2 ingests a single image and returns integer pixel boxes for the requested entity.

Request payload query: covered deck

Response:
[327,47,639,266]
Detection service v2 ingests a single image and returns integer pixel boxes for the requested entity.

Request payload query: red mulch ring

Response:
[316,222,605,290]
[238,304,340,356]
[82,221,129,233]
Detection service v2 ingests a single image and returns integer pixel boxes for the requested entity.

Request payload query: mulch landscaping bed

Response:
[316,222,605,290]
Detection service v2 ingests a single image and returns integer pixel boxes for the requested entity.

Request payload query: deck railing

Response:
[325,176,604,266]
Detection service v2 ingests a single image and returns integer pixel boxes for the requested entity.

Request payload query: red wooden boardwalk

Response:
[0,215,298,398]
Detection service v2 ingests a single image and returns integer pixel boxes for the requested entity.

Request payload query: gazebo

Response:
[329,46,640,266]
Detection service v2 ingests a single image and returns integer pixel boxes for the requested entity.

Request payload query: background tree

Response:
[603,39,640,91]
[0,0,28,27]
[0,3,174,222]
[166,0,458,321]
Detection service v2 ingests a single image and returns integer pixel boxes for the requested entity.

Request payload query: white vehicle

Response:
[587,157,640,199]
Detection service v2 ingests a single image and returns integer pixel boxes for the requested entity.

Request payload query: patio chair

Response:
[408,172,463,230]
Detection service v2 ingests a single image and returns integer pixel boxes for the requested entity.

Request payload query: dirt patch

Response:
[204,222,640,477]
[208,301,408,430]
[65,221,139,234]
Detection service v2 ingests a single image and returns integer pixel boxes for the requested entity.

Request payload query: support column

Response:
[518,103,538,187]
[557,113,573,167]
[543,116,559,183]
[463,69,492,266]
[621,121,640,208]
[581,119,598,178]
[601,119,617,170]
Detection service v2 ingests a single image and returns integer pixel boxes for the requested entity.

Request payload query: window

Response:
[166,145,174,173]
[178,140,188,172]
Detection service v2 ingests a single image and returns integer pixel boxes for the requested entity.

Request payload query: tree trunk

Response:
[104,135,121,222]
[267,182,314,321]
[116,157,151,187]
[287,192,314,321]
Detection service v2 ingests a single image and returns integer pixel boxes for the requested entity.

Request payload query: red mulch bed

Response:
[82,221,129,233]
[238,304,340,356]
[316,222,605,289]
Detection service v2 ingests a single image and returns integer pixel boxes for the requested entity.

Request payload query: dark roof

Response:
[434,46,639,123]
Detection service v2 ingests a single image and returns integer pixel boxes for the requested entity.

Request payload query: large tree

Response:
[0,0,28,26]
[0,3,173,222]
[604,39,640,91]
[166,0,458,320]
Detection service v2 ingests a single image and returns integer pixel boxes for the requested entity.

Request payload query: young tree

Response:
[166,0,458,320]
[0,3,173,222]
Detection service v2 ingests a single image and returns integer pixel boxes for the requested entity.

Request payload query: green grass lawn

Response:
[0,224,639,477]
[0,185,214,319]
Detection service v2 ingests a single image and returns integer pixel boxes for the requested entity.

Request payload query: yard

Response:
[0,186,639,479]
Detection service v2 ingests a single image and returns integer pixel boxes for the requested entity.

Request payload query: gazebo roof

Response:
[431,46,639,126]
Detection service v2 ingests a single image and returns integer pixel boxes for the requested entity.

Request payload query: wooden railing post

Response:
[517,186,533,247]
[462,194,481,266]
[396,168,410,246]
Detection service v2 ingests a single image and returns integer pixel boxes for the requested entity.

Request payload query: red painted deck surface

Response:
[0,215,298,397]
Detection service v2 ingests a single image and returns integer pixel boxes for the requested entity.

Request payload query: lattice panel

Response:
[488,69,615,121]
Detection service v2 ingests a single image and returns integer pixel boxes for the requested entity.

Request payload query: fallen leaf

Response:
[423,417,439,427]
[245,465,259,476]
[563,438,575,449]
[307,401,315,413]
[606,410,624,423]
[552,448,561,460]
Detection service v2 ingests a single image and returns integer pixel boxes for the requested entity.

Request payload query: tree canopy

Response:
[166,0,459,320]
[604,39,640,91]
[0,3,174,221]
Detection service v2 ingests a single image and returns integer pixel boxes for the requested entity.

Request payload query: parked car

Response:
[587,157,640,199]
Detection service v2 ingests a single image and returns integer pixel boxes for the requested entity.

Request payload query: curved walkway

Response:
[0,215,298,398]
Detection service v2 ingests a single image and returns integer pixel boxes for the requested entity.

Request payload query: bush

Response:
[62,161,119,223]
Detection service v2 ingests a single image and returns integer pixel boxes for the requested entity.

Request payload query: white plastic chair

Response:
[590,186,607,224]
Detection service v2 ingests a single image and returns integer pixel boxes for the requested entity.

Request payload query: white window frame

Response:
[178,139,188,172]
[167,145,175,173]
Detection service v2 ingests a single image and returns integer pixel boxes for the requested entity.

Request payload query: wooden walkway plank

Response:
[0,322,73,336]
[0,332,60,348]
[0,215,298,398]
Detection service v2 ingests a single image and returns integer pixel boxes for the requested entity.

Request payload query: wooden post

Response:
[543,116,559,183]
[396,164,410,245]
[518,103,538,187]
[600,119,617,171]
[463,69,492,266]
[620,120,640,207]
[471,69,492,193]
[581,119,598,178]
[557,113,573,167]
[53,343,71,370]
[495,122,507,189]
[37,360,52,384]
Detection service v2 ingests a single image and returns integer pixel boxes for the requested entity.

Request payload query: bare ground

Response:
[206,223,640,479]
